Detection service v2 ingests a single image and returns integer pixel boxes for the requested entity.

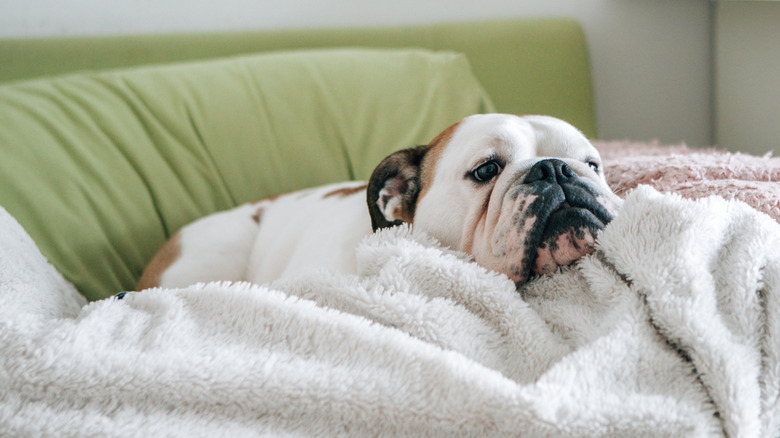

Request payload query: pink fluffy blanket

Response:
[594,140,780,222]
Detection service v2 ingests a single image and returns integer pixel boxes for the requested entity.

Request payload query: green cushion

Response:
[0,48,494,301]
[0,19,597,138]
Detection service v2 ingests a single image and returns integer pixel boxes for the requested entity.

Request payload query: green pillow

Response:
[0,48,494,300]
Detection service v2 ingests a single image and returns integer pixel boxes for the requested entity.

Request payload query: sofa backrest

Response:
[0,18,597,138]
[0,49,493,300]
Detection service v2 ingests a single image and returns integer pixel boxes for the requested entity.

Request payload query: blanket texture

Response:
[1,186,779,437]
[594,140,780,222]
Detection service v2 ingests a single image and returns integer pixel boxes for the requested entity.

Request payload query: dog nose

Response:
[523,159,575,184]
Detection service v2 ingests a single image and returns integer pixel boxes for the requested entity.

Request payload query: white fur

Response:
[160,203,260,287]
[160,182,371,287]
[246,182,371,283]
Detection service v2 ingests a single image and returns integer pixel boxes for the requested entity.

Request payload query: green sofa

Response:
[0,18,596,301]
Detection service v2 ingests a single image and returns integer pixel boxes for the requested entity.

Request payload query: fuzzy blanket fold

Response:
[1,186,779,437]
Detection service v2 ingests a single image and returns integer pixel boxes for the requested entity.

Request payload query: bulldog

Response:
[137,114,622,291]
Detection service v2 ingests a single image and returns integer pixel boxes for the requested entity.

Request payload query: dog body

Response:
[138,114,622,290]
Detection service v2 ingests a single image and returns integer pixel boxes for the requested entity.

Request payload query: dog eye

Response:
[471,160,502,182]
[587,160,600,173]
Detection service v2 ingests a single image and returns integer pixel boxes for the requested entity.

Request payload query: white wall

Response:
[715,1,780,155]
[0,0,714,147]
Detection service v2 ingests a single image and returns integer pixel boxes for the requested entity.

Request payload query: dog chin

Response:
[529,206,607,277]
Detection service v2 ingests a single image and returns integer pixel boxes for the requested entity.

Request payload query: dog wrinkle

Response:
[470,191,496,253]
[474,209,538,284]
[457,182,495,256]
[137,232,182,290]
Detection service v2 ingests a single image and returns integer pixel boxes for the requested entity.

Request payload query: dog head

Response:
[367,114,622,286]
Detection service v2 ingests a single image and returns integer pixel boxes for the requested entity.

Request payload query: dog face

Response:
[367,114,622,286]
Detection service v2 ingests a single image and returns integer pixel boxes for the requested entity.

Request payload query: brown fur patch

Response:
[251,193,282,205]
[417,120,462,204]
[323,184,368,199]
[137,232,182,291]
[251,207,264,224]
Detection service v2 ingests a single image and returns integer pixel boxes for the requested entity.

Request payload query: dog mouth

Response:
[472,177,616,288]
[529,203,605,275]
[521,187,614,282]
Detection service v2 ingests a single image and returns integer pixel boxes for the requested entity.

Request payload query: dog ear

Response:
[366,145,429,231]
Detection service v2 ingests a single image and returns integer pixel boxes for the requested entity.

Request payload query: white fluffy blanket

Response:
[2,186,779,437]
